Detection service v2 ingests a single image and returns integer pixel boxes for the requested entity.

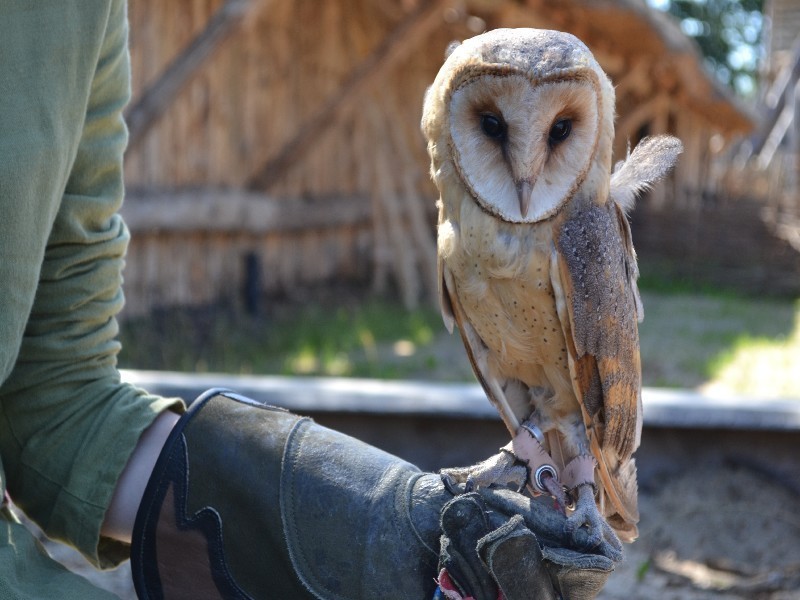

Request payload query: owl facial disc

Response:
[448,72,601,223]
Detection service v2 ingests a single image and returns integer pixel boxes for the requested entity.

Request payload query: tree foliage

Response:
[649,0,764,97]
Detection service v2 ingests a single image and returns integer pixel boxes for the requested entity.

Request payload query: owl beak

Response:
[516,179,534,218]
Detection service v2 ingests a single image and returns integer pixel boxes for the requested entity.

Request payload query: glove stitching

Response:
[278,417,331,600]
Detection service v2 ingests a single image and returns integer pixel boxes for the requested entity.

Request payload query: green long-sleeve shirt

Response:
[0,2,183,596]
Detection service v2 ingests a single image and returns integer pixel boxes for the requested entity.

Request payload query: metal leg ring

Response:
[521,422,546,445]
[533,464,558,494]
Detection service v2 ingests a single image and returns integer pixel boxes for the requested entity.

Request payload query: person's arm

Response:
[101,410,180,543]
[0,1,182,568]
[130,390,616,600]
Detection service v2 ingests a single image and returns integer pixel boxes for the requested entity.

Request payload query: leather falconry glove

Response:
[436,489,616,600]
[131,390,617,599]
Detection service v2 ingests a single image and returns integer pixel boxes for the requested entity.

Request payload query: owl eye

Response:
[548,118,572,146]
[480,113,507,141]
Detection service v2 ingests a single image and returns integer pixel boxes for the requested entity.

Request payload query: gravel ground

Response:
[601,464,800,599]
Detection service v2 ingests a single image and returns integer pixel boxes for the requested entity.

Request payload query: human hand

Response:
[436,488,616,600]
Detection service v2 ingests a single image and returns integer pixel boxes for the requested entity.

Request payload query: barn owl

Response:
[421,28,682,556]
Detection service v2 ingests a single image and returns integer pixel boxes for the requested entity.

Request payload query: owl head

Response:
[422,28,616,223]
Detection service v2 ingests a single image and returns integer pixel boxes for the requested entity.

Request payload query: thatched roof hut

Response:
[120,0,755,316]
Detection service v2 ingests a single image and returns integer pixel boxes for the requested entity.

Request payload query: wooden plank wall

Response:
[124,0,452,193]
[632,194,800,296]
[119,191,373,316]
[768,0,800,66]
[119,0,766,318]
[122,227,373,316]
[122,0,471,314]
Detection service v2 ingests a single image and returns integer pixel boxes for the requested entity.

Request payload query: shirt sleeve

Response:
[0,0,184,568]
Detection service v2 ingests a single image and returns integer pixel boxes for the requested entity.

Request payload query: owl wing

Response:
[550,199,643,532]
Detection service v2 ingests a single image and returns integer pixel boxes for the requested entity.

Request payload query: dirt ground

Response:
[601,463,800,599]
[21,454,798,599]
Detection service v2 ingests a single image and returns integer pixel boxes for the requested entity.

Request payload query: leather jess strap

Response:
[503,425,559,494]
[503,426,597,494]
[560,455,596,491]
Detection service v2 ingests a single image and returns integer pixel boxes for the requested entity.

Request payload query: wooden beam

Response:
[613,59,652,100]
[756,89,797,169]
[121,369,800,431]
[248,0,446,190]
[750,37,800,156]
[121,189,372,233]
[125,0,261,152]
[615,94,670,144]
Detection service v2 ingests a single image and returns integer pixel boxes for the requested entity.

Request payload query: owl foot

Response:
[440,449,528,493]
[565,483,623,562]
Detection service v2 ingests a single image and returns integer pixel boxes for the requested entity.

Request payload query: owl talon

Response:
[440,450,528,492]
[565,484,623,561]
[440,472,465,496]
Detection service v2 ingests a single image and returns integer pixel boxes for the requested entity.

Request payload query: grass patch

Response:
[703,312,800,397]
[638,292,799,395]
[638,271,722,297]
[119,289,800,397]
[118,297,446,379]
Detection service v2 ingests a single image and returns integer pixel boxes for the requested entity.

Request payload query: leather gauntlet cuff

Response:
[131,389,442,600]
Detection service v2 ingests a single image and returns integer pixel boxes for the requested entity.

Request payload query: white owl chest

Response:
[440,193,568,374]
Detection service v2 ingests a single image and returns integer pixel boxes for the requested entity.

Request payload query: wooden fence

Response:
[118,0,791,319]
[120,190,373,316]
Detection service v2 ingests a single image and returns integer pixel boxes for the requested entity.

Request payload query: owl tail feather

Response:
[610,135,683,213]
[592,432,640,542]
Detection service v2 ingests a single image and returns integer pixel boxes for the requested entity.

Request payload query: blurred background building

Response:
[119,0,799,317]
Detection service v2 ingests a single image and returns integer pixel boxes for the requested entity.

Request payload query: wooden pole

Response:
[125,0,262,152]
[750,37,800,157]
[787,80,799,210]
[247,0,446,190]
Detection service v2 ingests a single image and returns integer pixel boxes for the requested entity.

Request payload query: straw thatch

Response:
[120,0,756,316]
